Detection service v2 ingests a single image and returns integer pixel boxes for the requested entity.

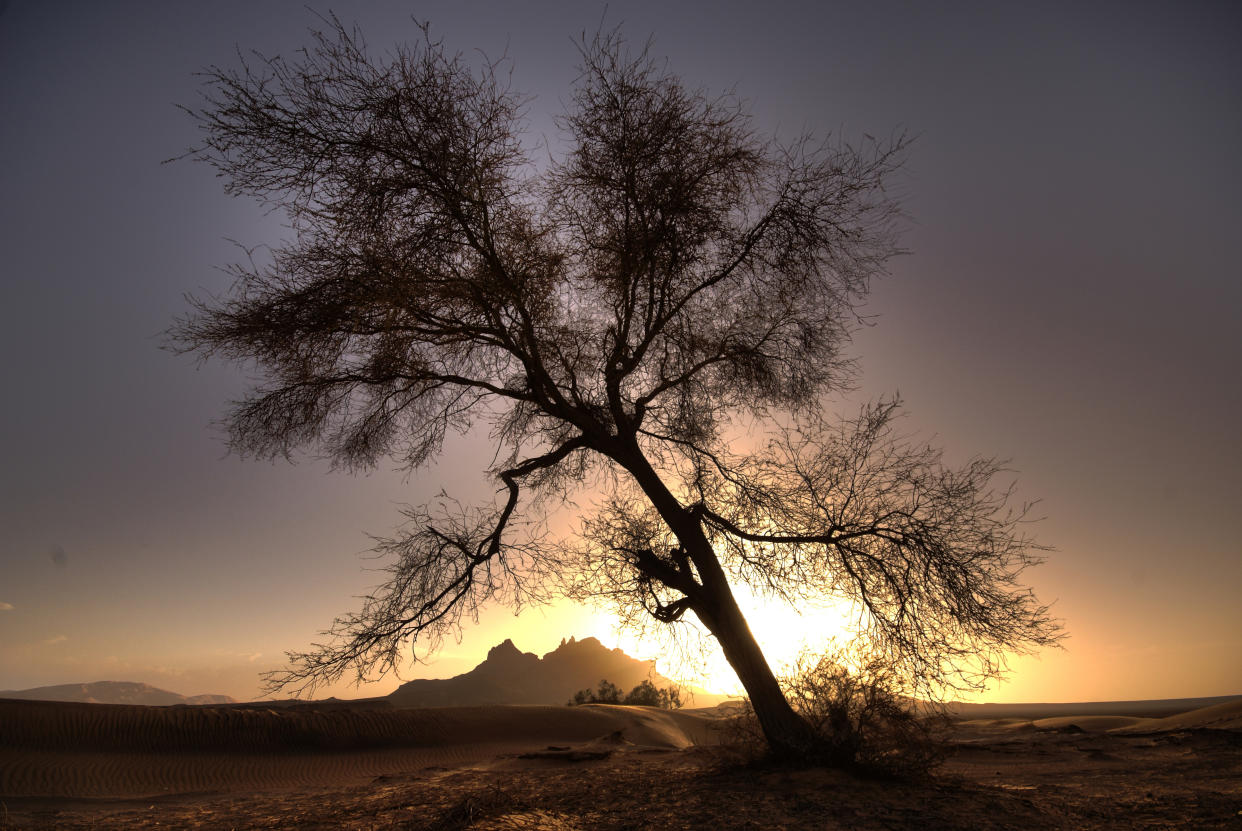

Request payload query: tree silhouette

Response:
[172,17,1060,758]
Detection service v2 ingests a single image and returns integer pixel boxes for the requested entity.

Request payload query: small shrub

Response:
[596,679,623,704]
[569,678,682,709]
[658,684,683,710]
[623,678,684,708]
[785,649,944,776]
[724,648,944,777]
[428,784,521,831]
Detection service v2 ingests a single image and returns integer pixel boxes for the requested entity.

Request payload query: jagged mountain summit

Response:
[387,636,677,708]
[0,681,235,706]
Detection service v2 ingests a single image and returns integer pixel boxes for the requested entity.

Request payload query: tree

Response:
[172,17,1060,758]
[569,678,682,709]
[570,679,622,706]
[624,679,682,709]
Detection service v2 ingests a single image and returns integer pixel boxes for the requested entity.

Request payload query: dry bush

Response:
[568,678,683,708]
[427,784,522,830]
[723,647,945,777]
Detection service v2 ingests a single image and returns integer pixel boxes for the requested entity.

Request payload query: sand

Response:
[948,697,1242,736]
[1,695,1239,829]
[0,698,718,800]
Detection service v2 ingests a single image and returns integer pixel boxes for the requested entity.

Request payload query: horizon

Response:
[2,1,1240,708]
[4,629,1239,709]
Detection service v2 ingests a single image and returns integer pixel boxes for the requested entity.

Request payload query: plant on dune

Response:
[781,646,944,775]
[171,14,1061,759]
[624,679,683,709]
[568,679,682,709]
[724,644,943,775]
[570,679,623,706]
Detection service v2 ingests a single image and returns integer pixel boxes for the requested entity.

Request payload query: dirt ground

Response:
[3,722,1240,830]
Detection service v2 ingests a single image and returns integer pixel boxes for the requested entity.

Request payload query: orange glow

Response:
[583,587,860,696]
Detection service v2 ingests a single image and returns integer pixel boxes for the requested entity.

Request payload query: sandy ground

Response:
[1,697,1239,829]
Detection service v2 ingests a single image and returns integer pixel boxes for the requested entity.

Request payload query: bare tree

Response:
[171,17,1060,758]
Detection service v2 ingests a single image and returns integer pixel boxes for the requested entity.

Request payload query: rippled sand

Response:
[2,696,1239,828]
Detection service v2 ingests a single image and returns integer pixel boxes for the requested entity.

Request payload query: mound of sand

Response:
[957,696,1242,734]
[4,695,1237,805]
[948,693,1240,722]
[1030,715,1156,732]
[0,698,725,801]
[5,695,1240,829]
[1110,697,1242,733]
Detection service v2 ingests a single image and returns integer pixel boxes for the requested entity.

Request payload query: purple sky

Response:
[1,0,1239,702]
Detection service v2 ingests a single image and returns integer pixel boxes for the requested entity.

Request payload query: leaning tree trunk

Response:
[684,535,816,758]
[615,443,815,756]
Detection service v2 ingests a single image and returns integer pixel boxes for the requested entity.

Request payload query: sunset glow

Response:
[1,0,1238,709]
[703,590,861,695]
[2,4,1239,824]
[584,587,860,697]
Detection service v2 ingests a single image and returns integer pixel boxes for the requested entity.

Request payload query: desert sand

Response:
[1,695,1239,829]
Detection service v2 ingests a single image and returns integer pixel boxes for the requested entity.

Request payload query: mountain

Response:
[0,681,235,706]
[388,636,682,708]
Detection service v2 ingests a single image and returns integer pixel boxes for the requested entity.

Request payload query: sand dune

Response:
[1110,697,1242,732]
[947,693,1240,721]
[0,698,724,801]
[1029,715,1156,731]
[2,695,1238,806]
[954,696,1242,734]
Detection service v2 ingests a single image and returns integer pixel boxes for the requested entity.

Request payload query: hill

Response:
[388,636,699,707]
[0,681,234,706]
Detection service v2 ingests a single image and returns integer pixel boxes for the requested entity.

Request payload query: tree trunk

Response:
[690,550,815,758]
[614,439,815,757]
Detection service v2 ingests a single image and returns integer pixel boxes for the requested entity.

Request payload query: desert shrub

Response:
[597,679,623,704]
[427,784,521,831]
[658,684,683,710]
[787,649,944,775]
[724,648,944,777]
[621,679,660,706]
[622,678,683,708]
[569,678,682,709]
[569,679,621,705]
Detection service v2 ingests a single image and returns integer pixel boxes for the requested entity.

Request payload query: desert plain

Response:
[1,694,1240,829]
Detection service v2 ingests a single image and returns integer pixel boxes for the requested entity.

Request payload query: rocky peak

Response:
[476,639,539,678]
[546,635,603,655]
[387,635,672,707]
[487,638,519,659]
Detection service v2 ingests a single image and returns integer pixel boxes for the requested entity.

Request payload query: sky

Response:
[1,0,1239,704]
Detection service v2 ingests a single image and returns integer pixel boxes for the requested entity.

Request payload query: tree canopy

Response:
[173,17,1060,757]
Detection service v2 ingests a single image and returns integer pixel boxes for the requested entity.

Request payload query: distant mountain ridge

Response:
[388,636,687,707]
[0,681,235,706]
